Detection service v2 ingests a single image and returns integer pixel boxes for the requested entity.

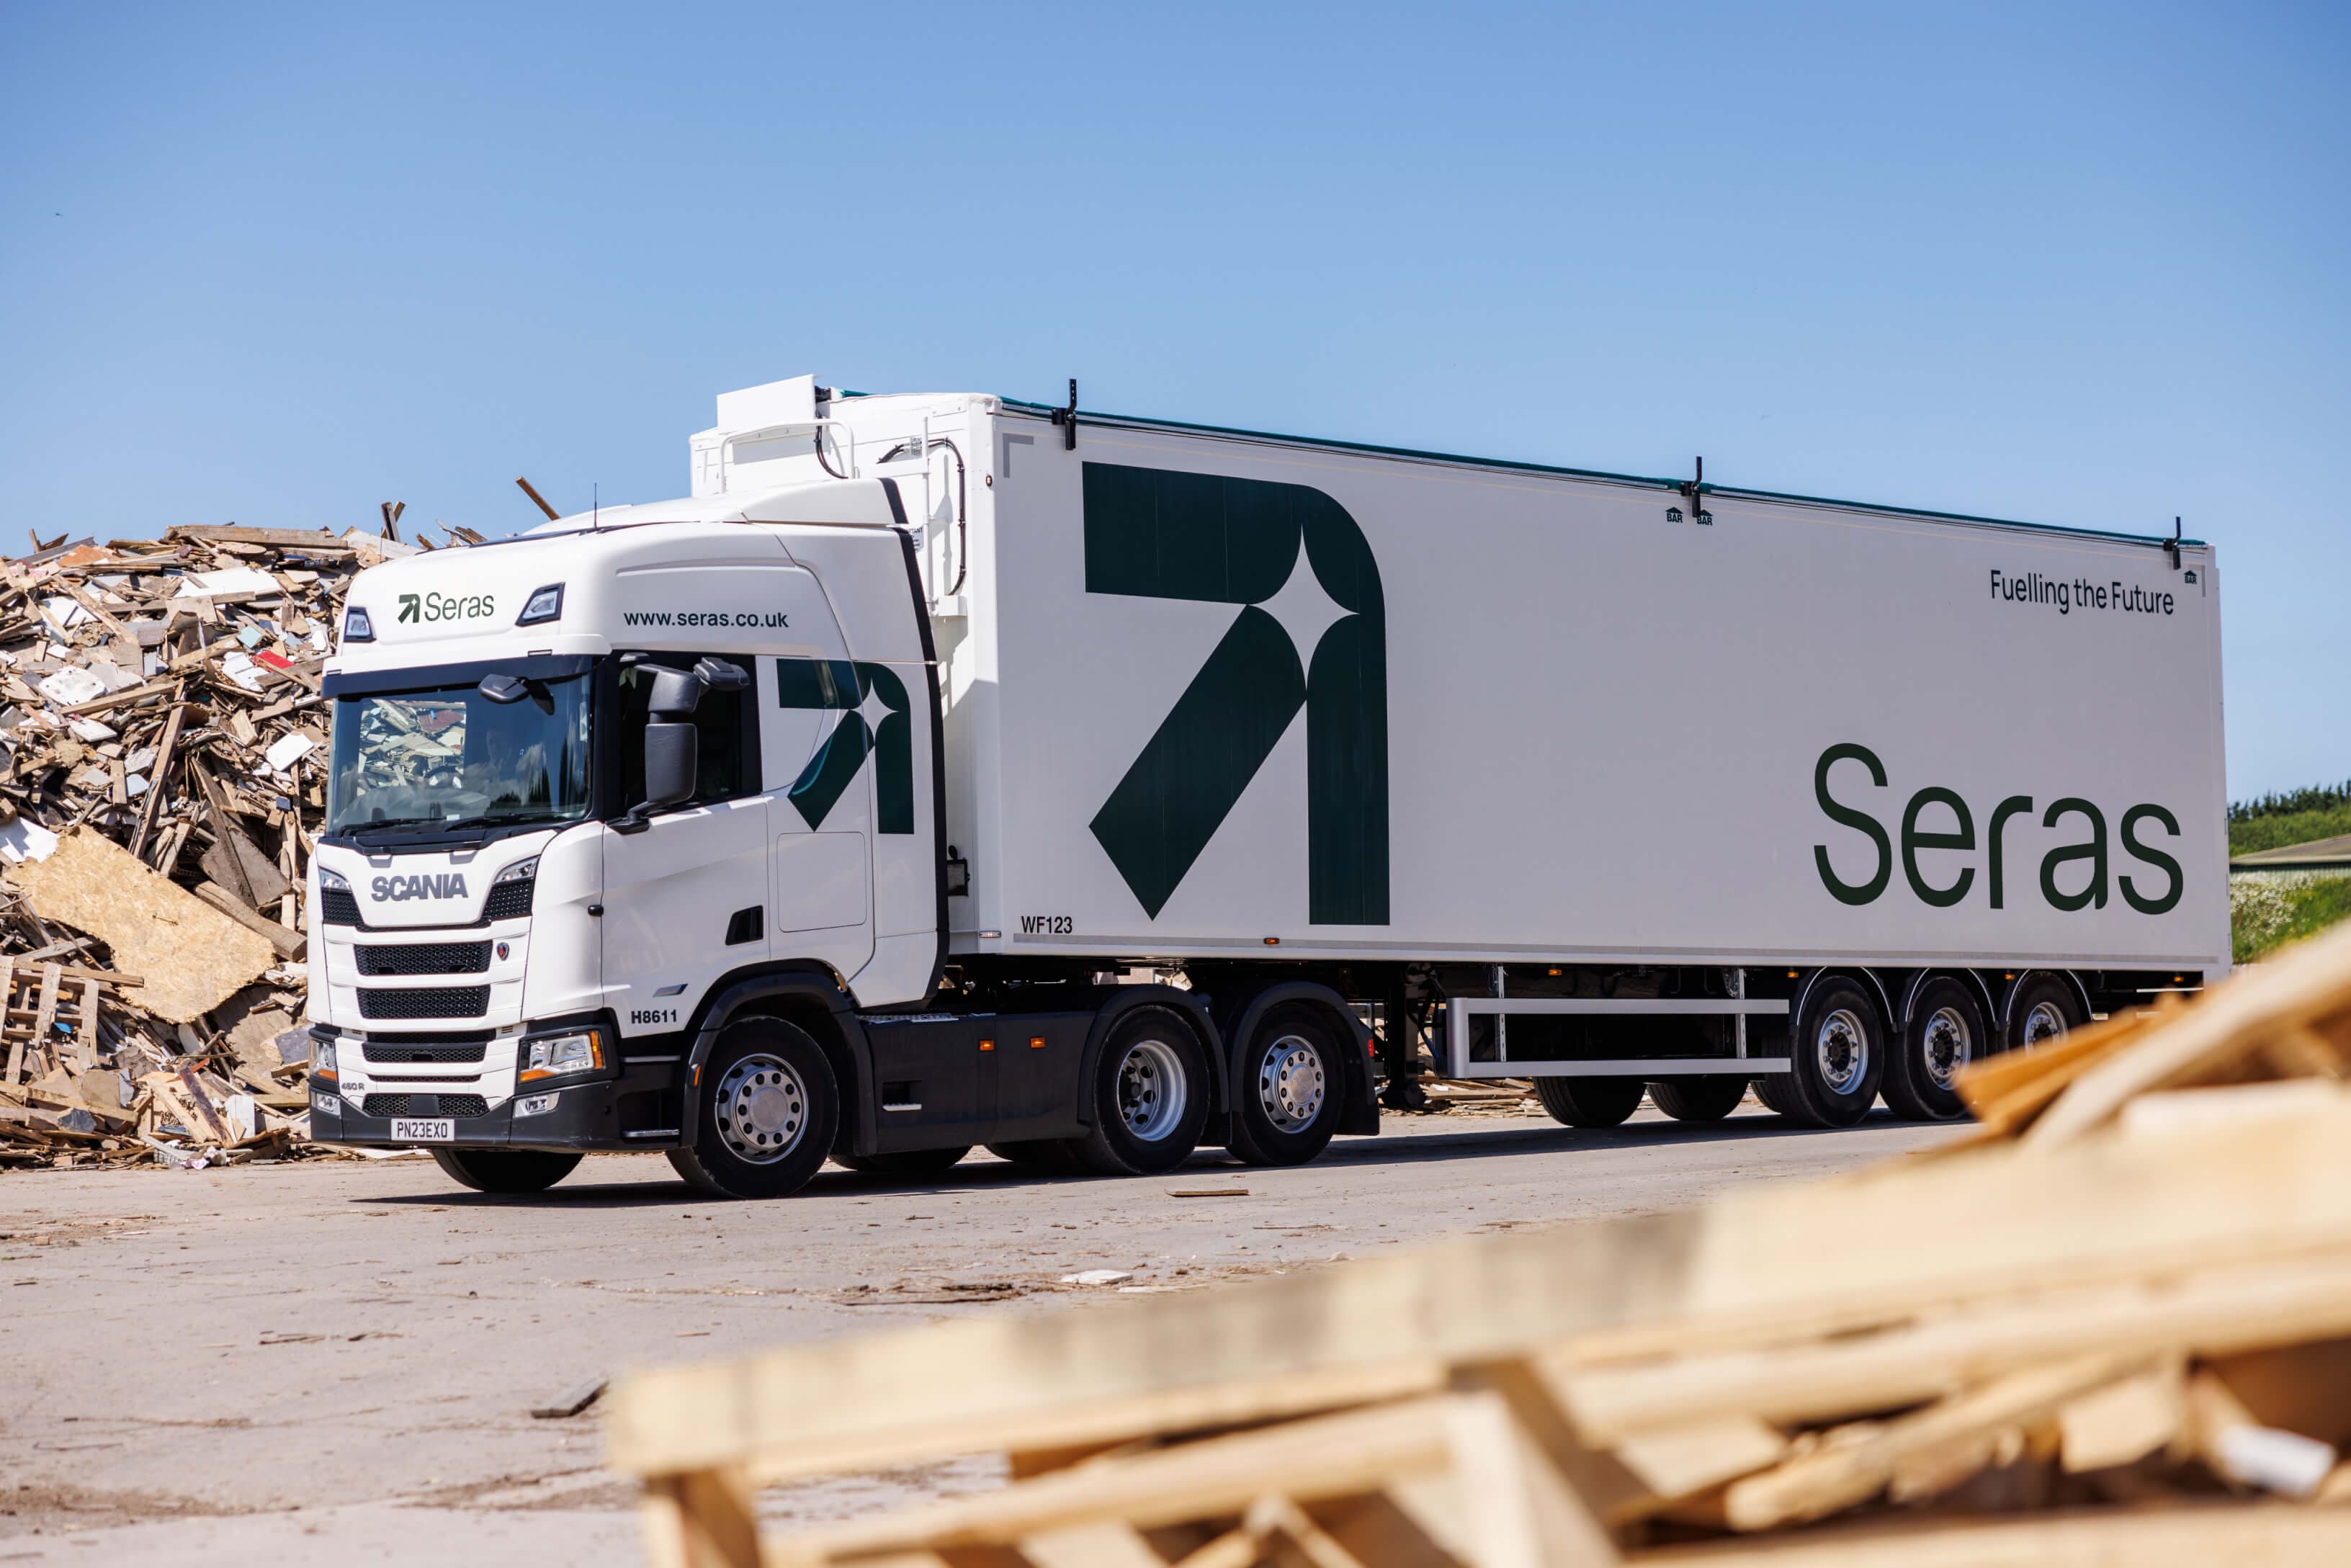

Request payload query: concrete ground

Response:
[0,1101,1961,1564]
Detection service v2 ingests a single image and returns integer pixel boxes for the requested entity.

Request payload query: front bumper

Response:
[310,1067,681,1153]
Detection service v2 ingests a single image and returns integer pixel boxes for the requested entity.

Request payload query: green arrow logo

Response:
[1083,462,1388,924]
[774,658,913,833]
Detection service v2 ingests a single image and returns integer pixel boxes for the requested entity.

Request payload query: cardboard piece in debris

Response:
[8,826,274,1021]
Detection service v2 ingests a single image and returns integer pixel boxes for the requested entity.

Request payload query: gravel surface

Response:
[0,1103,1960,1564]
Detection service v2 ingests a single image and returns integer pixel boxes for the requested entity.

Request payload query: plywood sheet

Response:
[7,828,273,1022]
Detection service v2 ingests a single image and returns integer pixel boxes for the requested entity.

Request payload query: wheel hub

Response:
[1258,1036,1325,1132]
[2022,1000,2066,1047]
[1116,1038,1187,1143]
[715,1053,807,1165]
[1921,1005,1971,1090]
[1815,1008,1868,1096]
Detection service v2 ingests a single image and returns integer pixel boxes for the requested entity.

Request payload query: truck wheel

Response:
[431,1148,581,1193]
[667,1019,839,1199]
[1648,1076,1747,1122]
[1752,1075,1795,1116]
[1532,1077,1644,1127]
[1783,980,1886,1129]
[1229,1004,1345,1167]
[836,1146,971,1178]
[1068,1007,1210,1176]
[1884,979,1983,1121]
[2007,975,2084,1053]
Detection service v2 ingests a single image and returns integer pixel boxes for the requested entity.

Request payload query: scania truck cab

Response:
[307,450,1374,1198]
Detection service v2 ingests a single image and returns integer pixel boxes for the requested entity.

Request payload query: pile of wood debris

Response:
[608,921,2351,1567]
[0,515,444,1171]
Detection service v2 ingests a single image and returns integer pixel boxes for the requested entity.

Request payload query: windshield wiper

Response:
[429,810,576,832]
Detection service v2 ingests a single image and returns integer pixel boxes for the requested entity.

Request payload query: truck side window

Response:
[612,653,762,808]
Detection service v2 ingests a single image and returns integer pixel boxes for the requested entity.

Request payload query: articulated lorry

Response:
[306,376,2227,1197]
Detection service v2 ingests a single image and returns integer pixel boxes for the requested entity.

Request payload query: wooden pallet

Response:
[608,924,2351,1567]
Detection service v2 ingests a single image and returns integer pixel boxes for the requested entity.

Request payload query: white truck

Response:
[305,375,2228,1197]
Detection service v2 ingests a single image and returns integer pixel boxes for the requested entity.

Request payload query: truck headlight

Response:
[319,866,350,892]
[314,1039,337,1080]
[521,1029,604,1081]
[493,857,539,885]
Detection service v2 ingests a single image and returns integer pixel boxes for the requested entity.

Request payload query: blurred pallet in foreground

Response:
[608,923,2351,1567]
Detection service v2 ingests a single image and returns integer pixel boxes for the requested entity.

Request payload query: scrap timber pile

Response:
[0,515,446,1170]
[609,922,2351,1567]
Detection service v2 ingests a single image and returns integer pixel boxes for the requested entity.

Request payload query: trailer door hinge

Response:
[1049,377,1078,450]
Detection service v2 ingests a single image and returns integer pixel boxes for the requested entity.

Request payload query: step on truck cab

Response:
[309,375,2227,1196]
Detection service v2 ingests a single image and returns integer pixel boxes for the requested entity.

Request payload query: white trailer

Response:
[305,376,2226,1197]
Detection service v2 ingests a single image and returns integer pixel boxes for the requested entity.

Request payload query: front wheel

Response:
[431,1147,581,1193]
[1229,1004,1345,1167]
[668,1019,839,1199]
[1532,1077,1644,1127]
[1067,1007,1211,1175]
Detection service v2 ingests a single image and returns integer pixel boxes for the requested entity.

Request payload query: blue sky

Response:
[3,1,2343,799]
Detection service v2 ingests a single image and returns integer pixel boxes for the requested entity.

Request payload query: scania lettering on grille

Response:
[371,874,470,902]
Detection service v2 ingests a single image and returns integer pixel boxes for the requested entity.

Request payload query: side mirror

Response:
[642,722,697,808]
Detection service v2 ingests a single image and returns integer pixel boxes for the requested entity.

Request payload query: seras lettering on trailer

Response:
[1812,743,2183,916]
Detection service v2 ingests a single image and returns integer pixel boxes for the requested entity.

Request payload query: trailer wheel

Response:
[2007,975,2084,1053]
[1068,1006,1211,1176]
[1228,1004,1345,1167]
[667,1018,839,1199]
[1532,1077,1644,1127]
[1647,1076,1747,1122]
[431,1148,581,1193]
[836,1146,972,1178]
[1783,980,1886,1129]
[1884,979,1983,1121]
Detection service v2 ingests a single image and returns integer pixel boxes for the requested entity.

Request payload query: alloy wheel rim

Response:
[1116,1038,1187,1143]
[1921,1005,1971,1090]
[1816,1008,1868,1096]
[715,1052,807,1165]
[2022,1000,2066,1047]
[1257,1036,1326,1132]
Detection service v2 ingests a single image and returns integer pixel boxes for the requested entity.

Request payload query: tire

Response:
[666,1018,839,1199]
[983,1139,1088,1173]
[1752,1074,1796,1116]
[1067,1006,1211,1175]
[1648,1076,1747,1123]
[1228,1004,1346,1167]
[1783,979,1886,1129]
[431,1147,581,1193]
[2006,975,2084,1054]
[836,1145,972,1178]
[1884,978,1984,1121]
[1532,1076,1644,1127]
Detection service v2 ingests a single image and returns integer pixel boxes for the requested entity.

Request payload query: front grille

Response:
[357,941,491,977]
[359,985,490,1021]
[483,878,534,920]
[322,888,361,925]
[362,1093,488,1119]
[361,1040,488,1065]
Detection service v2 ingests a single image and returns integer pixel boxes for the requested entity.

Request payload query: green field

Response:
[2228,780,2351,961]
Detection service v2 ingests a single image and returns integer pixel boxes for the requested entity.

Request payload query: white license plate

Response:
[390,1118,454,1142]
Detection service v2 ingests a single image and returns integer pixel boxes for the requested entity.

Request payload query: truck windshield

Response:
[326,671,592,837]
